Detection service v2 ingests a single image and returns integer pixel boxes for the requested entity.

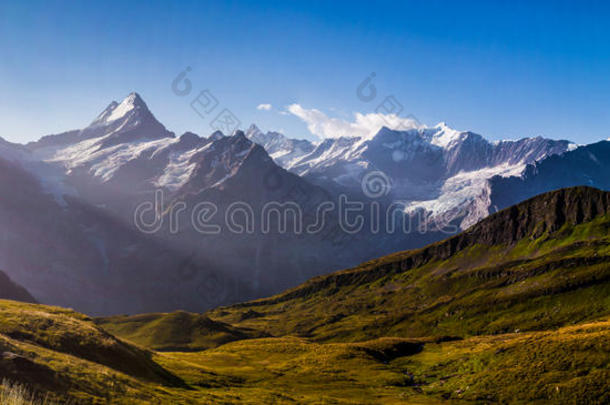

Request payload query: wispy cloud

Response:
[257,103,272,111]
[286,104,422,139]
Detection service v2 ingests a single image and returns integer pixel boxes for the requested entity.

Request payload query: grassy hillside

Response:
[154,317,610,404]
[2,298,608,403]
[96,311,268,351]
[0,300,191,403]
[200,187,610,343]
[1,187,608,403]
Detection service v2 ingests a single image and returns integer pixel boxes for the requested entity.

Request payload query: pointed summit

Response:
[75,91,175,147]
[430,122,463,148]
[209,130,225,140]
[246,123,262,137]
[233,130,247,140]
[89,92,152,127]
[124,91,146,106]
[103,92,148,123]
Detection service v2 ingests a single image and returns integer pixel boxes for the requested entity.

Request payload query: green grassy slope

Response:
[0,300,194,403]
[201,187,610,342]
[4,299,606,403]
[154,317,610,404]
[99,187,610,350]
[96,310,268,351]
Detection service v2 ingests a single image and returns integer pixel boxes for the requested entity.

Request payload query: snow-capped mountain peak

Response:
[246,123,262,136]
[429,122,464,148]
[27,93,175,185]
[93,101,119,123]
[105,92,144,122]
[90,92,150,127]
[22,92,584,234]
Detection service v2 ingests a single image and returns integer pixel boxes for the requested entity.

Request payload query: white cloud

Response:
[257,103,272,111]
[286,104,423,139]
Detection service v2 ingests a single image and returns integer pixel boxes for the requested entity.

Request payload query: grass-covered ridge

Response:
[96,310,268,351]
[200,187,610,343]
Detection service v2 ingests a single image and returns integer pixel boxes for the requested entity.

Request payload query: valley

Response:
[0,187,608,403]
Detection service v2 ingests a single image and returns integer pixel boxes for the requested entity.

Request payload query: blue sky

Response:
[1,0,609,144]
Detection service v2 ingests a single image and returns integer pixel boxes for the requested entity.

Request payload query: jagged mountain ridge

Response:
[245,124,314,168]
[20,92,580,233]
[246,122,576,229]
[2,94,403,314]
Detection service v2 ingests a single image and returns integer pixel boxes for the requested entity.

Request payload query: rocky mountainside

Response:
[0,153,223,314]
[206,186,609,315]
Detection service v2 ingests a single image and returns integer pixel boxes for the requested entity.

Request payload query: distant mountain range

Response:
[245,122,578,229]
[0,92,608,314]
